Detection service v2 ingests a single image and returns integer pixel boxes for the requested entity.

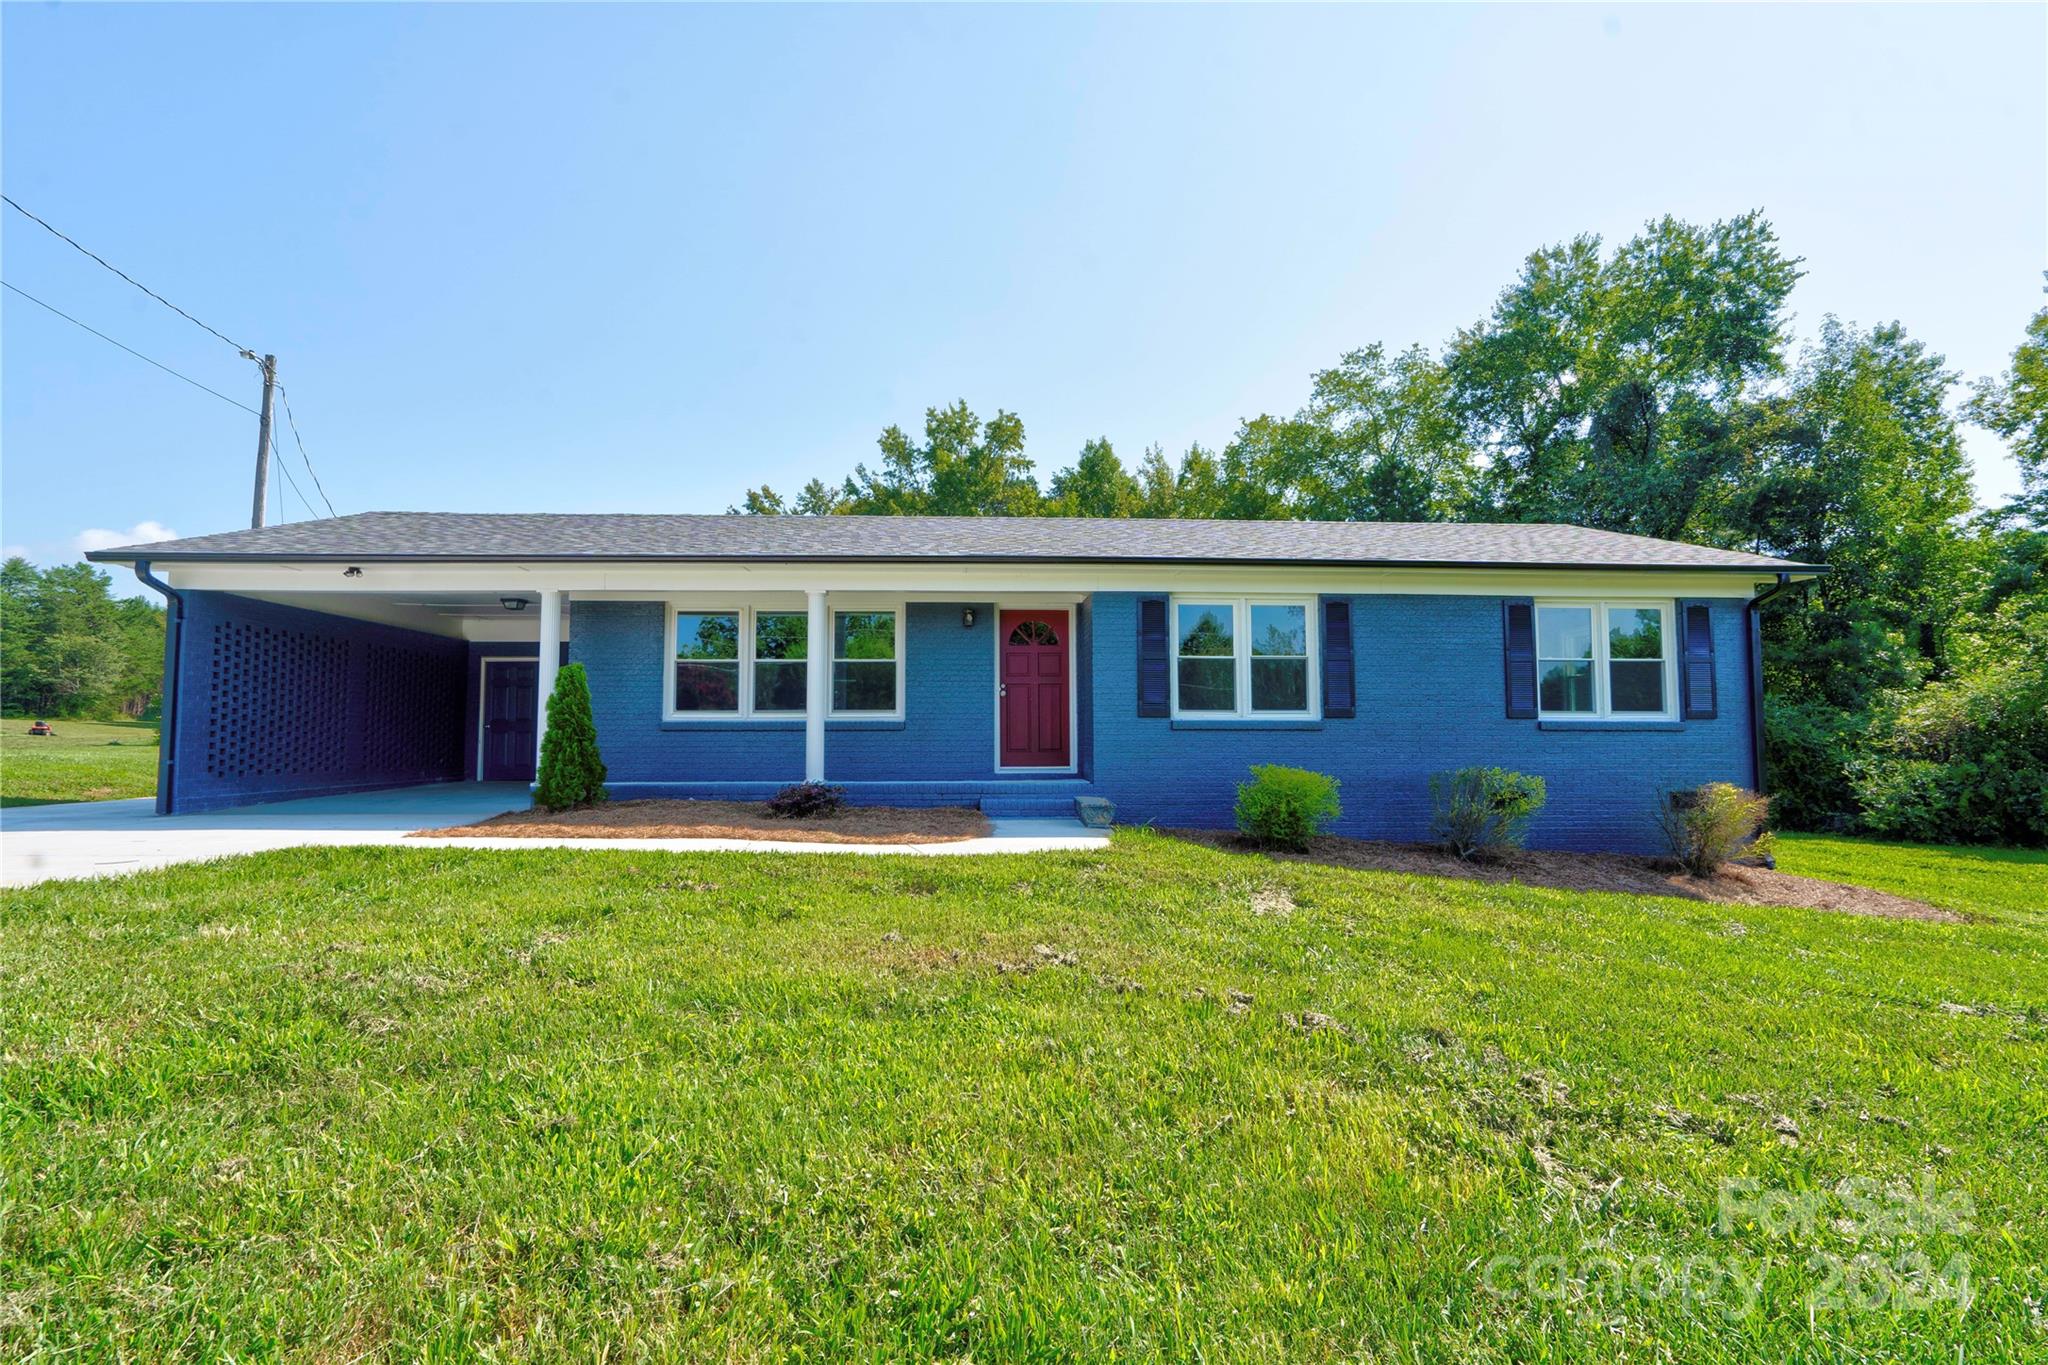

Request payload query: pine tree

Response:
[534,663,608,810]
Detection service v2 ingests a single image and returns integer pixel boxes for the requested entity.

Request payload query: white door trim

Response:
[476,654,535,781]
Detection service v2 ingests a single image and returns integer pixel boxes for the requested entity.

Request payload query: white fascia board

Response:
[158,560,1797,601]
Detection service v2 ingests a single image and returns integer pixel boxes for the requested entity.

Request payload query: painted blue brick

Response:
[163,592,468,813]
[1085,592,1754,853]
[571,600,804,781]
[574,592,1753,850]
[575,600,1065,787]
[162,587,1756,850]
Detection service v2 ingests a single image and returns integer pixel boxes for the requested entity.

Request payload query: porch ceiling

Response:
[221,589,566,641]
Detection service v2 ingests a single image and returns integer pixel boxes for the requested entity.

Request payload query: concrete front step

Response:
[978,795,1086,818]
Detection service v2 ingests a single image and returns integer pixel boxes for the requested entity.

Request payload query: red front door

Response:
[999,609,1070,768]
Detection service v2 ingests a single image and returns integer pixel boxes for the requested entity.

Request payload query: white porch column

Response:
[805,588,828,782]
[535,588,564,771]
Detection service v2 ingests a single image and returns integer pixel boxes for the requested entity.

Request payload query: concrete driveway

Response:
[1,783,1107,887]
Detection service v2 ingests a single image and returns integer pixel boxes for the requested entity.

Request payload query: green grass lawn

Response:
[3,833,2042,1360]
[0,715,158,806]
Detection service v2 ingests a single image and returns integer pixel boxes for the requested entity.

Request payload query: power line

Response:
[275,385,338,518]
[6,197,345,520]
[3,194,254,356]
[2,279,260,415]
[271,429,316,520]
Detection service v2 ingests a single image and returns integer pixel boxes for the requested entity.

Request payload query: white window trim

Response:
[1534,599,1679,721]
[661,601,905,721]
[1168,595,1320,720]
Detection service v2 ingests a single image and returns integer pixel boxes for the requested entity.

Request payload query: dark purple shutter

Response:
[1321,597,1355,718]
[1137,596,1170,717]
[1502,599,1537,719]
[1679,600,1717,720]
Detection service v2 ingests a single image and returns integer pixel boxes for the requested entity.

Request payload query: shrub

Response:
[1660,782,1773,877]
[1429,766,1547,860]
[1234,765,1341,850]
[533,663,608,811]
[1848,624,2048,846]
[767,781,845,818]
[1761,696,1865,833]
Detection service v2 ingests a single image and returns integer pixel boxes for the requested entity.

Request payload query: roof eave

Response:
[86,548,1826,574]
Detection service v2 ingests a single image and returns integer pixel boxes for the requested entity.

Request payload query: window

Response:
[666,605,903,719]
[753,611,809,713]
[665,606,815,718]
[1171,597,1317,718]
[1249,603,1310,712]
[1535,601,1674,719]
[832,610,899,715]
[672,611,741,713]
[1008,620,1059,646]
[1176,602,1236,712]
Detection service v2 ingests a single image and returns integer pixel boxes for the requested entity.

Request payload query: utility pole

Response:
[247,352,277,528]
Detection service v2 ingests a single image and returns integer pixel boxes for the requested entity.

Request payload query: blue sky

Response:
[4,3,2041,584]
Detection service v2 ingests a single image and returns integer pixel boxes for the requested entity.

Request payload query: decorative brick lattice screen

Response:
[204,621,350,779]
[362,641,464,775]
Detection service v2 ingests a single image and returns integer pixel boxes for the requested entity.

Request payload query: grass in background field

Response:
[0,715,157,806]
[3,831,2042,1360]
[1776,831,2048,928]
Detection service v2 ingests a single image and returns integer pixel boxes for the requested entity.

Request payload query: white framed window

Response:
[830,608,902,717]
[665,603,903,720]
[1535,600,1676,720]
[752,610,810,713]
[1169,596,1318,719]
[669,609,746,715]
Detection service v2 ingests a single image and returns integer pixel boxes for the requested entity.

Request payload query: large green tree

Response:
[1046,438,1142,518]
[1447,212,1802,537]
[705,214,2035,841]
[1721,320,1980,825]
[1220,344,1476,521]
[1967,291,2048,525]
[843,401,1041,516]
[0,558,166,718]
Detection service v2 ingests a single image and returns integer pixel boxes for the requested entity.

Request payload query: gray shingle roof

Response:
[83,511,1820,572]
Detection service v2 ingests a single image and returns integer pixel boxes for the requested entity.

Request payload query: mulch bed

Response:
[1165,829,1961,922]
[416,799,991,845]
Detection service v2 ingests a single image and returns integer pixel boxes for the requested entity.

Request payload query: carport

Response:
[124,574,567,815]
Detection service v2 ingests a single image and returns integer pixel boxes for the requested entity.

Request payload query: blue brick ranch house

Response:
[87,513,1820,852]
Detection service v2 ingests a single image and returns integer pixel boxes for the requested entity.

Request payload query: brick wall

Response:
[569,591,1756,852]
[573,599,1016,785]
[1086,592,1754,853]
[165,592,467,812]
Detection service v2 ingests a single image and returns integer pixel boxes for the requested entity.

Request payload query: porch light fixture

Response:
[961,607,976,628]
[500,596,529,612]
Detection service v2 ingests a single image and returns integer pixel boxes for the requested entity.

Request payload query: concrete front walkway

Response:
[0,783,1109,887]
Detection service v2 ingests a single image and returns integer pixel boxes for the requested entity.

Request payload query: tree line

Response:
[736,213,2047,845]
[0,559,166,720]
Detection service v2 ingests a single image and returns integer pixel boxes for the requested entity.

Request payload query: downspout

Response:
[132,560,183,815]
[1743,571,1802,795]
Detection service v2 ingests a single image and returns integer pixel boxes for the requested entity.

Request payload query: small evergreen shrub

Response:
[1429,766,1547,860]
[767,781,845,818]
[1660,782,1773,877]
[1234,764,1341,850]
[533,663,608,811]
